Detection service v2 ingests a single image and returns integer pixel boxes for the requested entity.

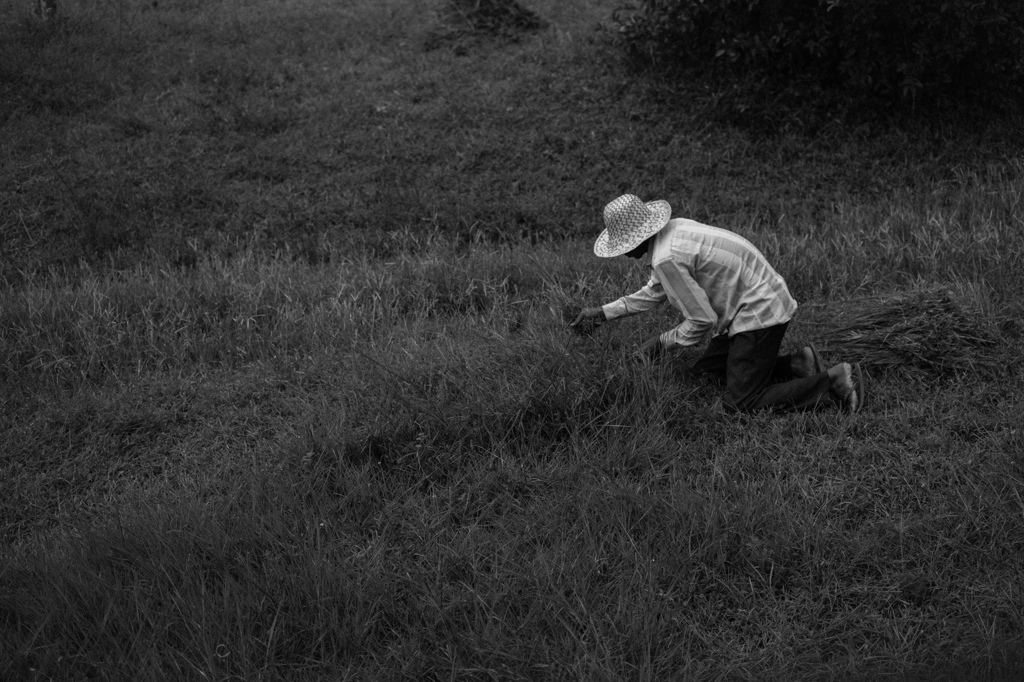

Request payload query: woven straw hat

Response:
[593,194,672,258]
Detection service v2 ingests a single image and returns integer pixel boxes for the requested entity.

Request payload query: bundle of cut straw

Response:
[807,286,1005,377]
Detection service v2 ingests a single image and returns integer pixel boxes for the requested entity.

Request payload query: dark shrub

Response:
[612,0,1024,111]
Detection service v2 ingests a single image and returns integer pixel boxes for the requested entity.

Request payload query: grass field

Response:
[2,0,1024,679]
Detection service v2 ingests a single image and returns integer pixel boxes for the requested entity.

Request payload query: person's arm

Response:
[569,274,667,336]
[601,274,667,321]
[652,260,717,350]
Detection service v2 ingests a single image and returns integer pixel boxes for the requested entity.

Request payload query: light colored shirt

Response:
[601,218,797,349]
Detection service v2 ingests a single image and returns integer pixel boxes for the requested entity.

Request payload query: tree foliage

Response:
[612,0,1024,110]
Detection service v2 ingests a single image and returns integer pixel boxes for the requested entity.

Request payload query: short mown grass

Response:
[2,0,1024,680]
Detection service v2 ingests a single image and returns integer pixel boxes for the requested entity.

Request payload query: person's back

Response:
[650,218,797,341]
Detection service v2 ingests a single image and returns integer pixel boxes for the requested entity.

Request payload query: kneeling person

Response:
[570,194,863,414]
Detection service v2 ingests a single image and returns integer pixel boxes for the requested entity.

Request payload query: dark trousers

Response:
[691,323,834,413]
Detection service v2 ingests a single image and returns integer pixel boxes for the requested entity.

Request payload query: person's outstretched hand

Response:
[568,307,606,336]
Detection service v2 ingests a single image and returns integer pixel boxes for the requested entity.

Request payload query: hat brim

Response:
[593,200,671,258]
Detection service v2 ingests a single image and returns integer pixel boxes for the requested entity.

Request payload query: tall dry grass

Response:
[3,222,1024,679]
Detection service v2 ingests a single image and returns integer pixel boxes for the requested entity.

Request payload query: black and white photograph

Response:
[2,0,1023,679]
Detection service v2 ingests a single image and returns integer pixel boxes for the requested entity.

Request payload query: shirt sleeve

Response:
[654,259,717,349]
[601,273,667,320]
